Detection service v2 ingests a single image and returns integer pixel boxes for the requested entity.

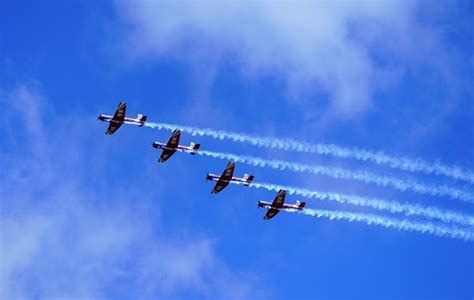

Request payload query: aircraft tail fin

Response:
[243,174,254,186]
[190,143,201,155]
[296,200,306,209]
[137,114,147,125]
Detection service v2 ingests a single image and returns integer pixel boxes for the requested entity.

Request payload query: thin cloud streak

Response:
[286,208,474,241]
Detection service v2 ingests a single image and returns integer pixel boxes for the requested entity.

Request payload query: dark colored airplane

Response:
[258,190,306,220]
[206,162,254,194]
[98,102,147,135]
[152,129,201,163]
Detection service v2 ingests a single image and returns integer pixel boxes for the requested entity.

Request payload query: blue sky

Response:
[1,1,473,299]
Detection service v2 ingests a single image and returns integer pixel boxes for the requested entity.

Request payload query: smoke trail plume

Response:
[144,122,474,184]
[197,150,474,203]
[226,180,474,227]
[283,208,474,241]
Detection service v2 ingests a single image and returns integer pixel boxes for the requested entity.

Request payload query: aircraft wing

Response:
[166,129,181,148]
[263,208,280,220]
[112,102,126,122]
[105,102,126,135]
[211,162,235,194]
[106,122,123,135]
[157,130,181,162]
[158,149,177,163]
[263,190,286,220]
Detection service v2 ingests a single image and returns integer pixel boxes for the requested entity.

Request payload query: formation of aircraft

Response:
[153,129,201,162]
[98,102,306,220]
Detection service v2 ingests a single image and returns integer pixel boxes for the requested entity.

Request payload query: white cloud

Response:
[0,85,262,299]
[115,1,436,118]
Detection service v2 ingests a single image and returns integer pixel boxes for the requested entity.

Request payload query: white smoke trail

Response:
[197,150,474,203]
[226,180,474,227]
[283,208,474,241]
[144,122,474,184]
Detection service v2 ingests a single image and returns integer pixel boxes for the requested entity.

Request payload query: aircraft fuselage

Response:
[152,142,198,154]
[257,201,305,210]
[206,174,252,185]
[98,114,146,126]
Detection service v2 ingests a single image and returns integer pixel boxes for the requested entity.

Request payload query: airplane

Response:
[258,190,306,220]
[206,162,254,194]
[152,129,201,163]
[98,102,147,135]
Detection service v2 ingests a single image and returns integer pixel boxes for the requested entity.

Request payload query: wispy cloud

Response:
[115,1,449,118]
[0,85,263,299]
